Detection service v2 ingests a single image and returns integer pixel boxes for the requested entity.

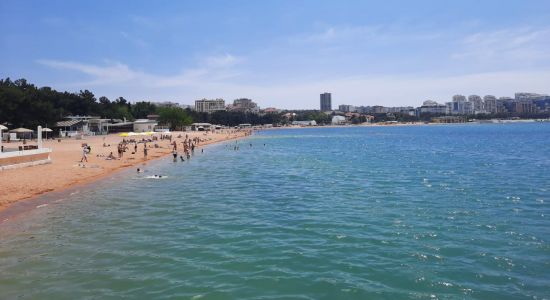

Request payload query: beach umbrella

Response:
[9,127,33,133]
[9,127,33,140]
[41,127,53,139]
[0,125,7,131]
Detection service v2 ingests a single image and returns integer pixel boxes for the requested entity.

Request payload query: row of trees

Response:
[0,78,282,130]
[0,78,158,128]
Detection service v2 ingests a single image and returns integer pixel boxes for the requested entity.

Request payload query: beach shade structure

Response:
[41,127,53,139]
[0,125,5,152]
[9,127,34,140]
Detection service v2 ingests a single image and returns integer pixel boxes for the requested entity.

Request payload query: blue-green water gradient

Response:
[1,123,549,299]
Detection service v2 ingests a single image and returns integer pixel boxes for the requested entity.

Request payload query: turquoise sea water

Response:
[0,123,549,299]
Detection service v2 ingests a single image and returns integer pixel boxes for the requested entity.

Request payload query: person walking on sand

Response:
[143,144,148,159]
[80,145,89,162]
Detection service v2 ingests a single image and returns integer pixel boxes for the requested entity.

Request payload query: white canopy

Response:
[9,127,33,133]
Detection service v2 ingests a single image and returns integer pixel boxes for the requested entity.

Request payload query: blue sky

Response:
[1,0,550,109]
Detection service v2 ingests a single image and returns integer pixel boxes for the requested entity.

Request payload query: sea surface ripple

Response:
[1,123,549,299]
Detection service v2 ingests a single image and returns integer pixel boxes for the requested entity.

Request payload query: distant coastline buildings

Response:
[335,92,550,117]
[194,98,226,113]
[227,98,259,113]
[320,93,332,112]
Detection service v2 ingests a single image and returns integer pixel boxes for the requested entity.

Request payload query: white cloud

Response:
[452,27,550,63]
[119,31,148,48]
[36,53,244,88]
[298,25,441,44]
[36,57,550,109]
[217,70,550,108]
[36,59,142,84]
[203,53,240,68]
[35,24,550,108]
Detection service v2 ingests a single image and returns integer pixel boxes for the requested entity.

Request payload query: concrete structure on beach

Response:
[0,125,52,170]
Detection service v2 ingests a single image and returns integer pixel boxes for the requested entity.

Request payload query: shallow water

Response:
[1,123,549,299]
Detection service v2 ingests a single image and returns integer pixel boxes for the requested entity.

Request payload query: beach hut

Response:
[9,127,34,140]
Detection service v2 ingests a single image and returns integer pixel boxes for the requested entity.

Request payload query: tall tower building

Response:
[320,93,332,112]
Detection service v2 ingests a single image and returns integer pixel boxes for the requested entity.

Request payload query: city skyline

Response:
[1,1,550,109]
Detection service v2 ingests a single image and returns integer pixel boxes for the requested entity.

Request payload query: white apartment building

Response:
[195,99,226,113]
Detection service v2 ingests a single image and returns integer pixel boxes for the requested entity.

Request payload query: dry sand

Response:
[0,130,249,212]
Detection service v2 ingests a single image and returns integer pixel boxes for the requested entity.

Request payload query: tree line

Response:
[0,78,282,130]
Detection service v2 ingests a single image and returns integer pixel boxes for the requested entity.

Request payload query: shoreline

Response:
[0,130,250,222]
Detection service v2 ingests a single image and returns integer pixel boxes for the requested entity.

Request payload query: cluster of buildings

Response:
[321,92,417,116]
[47,98,267,137]
[321,92,550,116]
[194,98,262,114]
[418,93,550,115]
[54,116,161,137]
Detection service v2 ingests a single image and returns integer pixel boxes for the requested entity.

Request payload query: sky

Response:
[1,0,550,109]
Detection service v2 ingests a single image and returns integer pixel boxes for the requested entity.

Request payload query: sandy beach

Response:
[0,130,249,212]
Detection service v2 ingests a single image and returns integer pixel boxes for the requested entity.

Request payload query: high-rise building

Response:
[499,97,514,113]
[338,104,356,112]
[419,100,446,114]
[447,94,476,115]
[230,98,259,113]
[468,95,484,113]
[320,93,332,112]
[483,95,497,114]
[194,98,226,113]
[515,92,547,101]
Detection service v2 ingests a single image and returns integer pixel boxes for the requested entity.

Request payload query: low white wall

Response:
[0,148,52,159]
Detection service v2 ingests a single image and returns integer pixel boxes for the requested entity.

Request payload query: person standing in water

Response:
[172,149,178,162]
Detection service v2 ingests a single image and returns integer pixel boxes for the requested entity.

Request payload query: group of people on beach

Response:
[171,134,206,162]
[78,129,253,168]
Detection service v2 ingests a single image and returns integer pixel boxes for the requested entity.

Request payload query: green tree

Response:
[131,101,157,119]
[157,107,193,130]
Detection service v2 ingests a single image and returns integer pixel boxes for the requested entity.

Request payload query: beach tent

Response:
[41,127,53,139]
[9,127,33,140]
